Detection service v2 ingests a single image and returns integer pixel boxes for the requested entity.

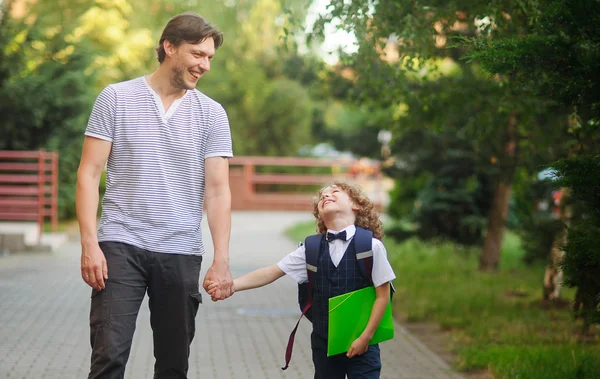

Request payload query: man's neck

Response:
[323,214,355,232]
[147,66,186,100]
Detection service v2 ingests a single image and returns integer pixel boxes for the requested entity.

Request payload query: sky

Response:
[304,0,358,65]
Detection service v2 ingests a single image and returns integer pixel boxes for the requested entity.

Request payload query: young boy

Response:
[208,181,396,378]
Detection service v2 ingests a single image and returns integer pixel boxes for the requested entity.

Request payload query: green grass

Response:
[461,345,600,379]
[42,219,76,233]
[285,221,600,379]
[286,220,317,242]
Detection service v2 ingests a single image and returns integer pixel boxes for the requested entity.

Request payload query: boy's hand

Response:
[206,280,233,301]
[206,281,218,300]
[346,336,369,358]
[202,262,234,301]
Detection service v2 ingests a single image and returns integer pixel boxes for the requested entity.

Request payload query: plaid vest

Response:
[311,238,372,338]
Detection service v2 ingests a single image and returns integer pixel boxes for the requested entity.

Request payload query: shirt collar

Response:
[326,224,356,241]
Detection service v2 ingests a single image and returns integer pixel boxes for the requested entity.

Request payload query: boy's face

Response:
[317,185,356,218]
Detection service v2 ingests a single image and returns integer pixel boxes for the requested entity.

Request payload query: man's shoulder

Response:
[191,89,225,113]
[101,77,145,97]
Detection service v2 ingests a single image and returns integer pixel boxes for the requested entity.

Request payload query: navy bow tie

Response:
[327,231,347,242]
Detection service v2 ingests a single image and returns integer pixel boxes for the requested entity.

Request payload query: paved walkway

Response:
[0,212,463,379]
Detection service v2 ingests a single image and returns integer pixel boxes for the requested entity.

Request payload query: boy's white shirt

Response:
[277,225,396,287]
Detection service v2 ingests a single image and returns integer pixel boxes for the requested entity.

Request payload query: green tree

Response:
[466,0,600,332]
[28,0,155,88]
[552,157,600,333]
[0,2,96,218]
[195,0,315,156]
[312,0,570,270]
[386,130,495,245]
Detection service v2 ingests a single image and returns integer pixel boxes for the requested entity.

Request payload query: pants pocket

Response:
[189,292,203,306]
[90,287,108,328]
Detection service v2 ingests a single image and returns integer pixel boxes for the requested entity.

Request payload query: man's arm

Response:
[202,156,233,300]
[76,136,112,290]
[347,282,391,358]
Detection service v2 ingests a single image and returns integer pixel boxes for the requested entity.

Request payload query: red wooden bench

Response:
[0,150,59,241]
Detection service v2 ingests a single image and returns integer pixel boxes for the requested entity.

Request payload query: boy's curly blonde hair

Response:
[312,181,384,240]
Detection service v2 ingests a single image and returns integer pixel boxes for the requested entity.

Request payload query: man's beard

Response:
[171,64,194,90]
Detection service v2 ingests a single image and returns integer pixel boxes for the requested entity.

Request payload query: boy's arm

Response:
[234,244,307,291]
[207,264,286,299]
[347,282,391,358]
[234,264,286,291]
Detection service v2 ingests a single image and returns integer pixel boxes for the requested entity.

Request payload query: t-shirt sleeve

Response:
[85,85,117,142]
[205,103,233,158]
[277,245,308,284]
[371,238,396,287]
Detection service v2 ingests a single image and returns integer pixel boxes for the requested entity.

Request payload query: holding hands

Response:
[205,280,229,301]
[202,261,234,301]
[205,264,283,301]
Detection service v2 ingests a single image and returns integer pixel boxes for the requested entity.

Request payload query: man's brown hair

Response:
[156,12,223,63]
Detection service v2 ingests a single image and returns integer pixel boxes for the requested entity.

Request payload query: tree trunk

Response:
[573,288,592,336]
[543,242,565,301]
[479,113,518,271]
[480,181,512,271]
[543,188,570,302]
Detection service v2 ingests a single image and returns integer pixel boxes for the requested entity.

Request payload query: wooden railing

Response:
[229,156,381,211]
[0,150,59,239]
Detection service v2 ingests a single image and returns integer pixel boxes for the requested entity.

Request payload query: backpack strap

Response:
[354,227,396,298]
[354,227,374,283]
[281,234,323,371]
[304,234,323,287]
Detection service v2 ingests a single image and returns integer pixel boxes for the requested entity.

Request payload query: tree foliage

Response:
[313,0,573,270]
[0,4,94,151]
[0,2,97,218]
[552,156,600,332]
[465,0,600,329]
[467,0,600,135]
[386,130,494,245]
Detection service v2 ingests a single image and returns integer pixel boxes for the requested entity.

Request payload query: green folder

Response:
[327,286,394,356]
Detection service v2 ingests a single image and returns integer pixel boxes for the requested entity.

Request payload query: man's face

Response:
[317,185,356,217]
[166,38,215,90]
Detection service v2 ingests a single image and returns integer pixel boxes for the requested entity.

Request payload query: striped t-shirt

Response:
[85,77,233,255]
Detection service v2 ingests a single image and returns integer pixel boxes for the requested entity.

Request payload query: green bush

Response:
[553,155,600,332]
[385,130,494,246]
[519,214,564,265]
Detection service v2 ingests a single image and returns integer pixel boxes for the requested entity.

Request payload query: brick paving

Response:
[0,211,463,379]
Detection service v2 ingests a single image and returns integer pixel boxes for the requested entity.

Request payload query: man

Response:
[76,12,234,379]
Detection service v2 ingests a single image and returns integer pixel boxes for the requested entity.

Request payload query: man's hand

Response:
[346,336,369,358]
[206,280,232,301]
[202,262,233,301]
[81,243,108,291]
